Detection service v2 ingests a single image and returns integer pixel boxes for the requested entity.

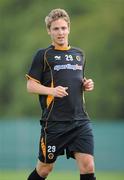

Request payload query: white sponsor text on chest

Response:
[54,64,82,71]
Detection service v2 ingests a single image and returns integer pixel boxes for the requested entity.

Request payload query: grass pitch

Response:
[0,171,124,180]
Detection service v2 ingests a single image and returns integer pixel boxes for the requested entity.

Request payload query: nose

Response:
[58,28,63,35]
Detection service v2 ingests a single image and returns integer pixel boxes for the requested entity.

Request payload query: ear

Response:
[47,28,51,35]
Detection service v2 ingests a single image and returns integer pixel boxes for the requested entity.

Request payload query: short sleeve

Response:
[26,49,45,83]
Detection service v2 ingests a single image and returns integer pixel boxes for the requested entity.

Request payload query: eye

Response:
[53,27,59,31]
[62,26,67,30]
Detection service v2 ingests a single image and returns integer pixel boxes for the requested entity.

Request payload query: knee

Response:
[80,161,95,174]
[41,165,53,177]
[86,161,95,173]
[36,163,53,177]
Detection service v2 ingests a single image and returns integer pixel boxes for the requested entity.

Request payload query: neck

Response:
[52,43,70,50]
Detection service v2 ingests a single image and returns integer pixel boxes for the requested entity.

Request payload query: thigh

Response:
[38,121,79,163]
[38,121,67,163]
[38,126,58,163]
[67,122,94,158]
[74,152,94,165]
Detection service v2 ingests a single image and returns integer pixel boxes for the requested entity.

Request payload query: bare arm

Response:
[27,79,68,98]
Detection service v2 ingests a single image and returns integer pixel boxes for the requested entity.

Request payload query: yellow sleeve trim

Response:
[25,74,41,84]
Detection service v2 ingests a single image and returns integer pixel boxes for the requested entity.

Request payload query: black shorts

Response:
[38,120,94,163]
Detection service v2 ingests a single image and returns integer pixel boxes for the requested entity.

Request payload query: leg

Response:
[27,159,54,180]
[75,152,95,174]
[74,152,96,180]
[36,159,54,177]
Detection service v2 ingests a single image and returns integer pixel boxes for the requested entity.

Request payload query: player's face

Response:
[47,18,70,47]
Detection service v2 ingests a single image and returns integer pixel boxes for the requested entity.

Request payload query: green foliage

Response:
[0,0,124,119]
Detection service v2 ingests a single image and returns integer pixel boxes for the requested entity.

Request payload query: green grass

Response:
[0,171,124,180]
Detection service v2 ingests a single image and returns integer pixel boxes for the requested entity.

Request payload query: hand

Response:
[51,86,68,98]
[83,78,94,91]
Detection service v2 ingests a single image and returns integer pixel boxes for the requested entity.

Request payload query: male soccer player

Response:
[26,8,96,180]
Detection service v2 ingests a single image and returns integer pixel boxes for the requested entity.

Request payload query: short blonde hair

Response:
[45,8,70,29]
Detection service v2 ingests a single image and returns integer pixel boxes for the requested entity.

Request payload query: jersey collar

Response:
[51,45,71,51]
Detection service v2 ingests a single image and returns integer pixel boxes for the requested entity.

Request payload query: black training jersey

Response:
[26,45,89,121]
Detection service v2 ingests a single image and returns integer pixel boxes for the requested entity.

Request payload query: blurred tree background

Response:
[0,0,124,120]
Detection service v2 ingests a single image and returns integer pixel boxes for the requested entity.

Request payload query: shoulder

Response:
[33,47,51,60]
[34,48,46,56]
[35,46,53,56]
[71,46,85,56]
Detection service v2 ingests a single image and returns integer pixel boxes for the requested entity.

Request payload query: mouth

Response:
[58,37,64,40]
